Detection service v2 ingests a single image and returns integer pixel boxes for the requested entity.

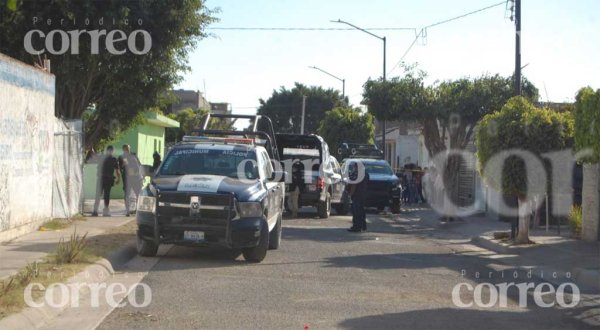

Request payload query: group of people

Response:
[88,145,162,217]
[400,165,426,205]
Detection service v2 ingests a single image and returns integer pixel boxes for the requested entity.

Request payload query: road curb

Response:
[0,241,137,330]
[470,235,600,293]
[470,235,513,254]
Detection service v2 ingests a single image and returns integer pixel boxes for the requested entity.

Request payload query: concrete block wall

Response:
[0,53,55,243]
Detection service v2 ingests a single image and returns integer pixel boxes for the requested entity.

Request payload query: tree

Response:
[573,87,600,241]
[0,0,217,148]
[363,70,538,218]
[166,108,208,142]
[317,107,375,155]
[257,83,344,134]
[476,96,574,244]
[574,87,600,163]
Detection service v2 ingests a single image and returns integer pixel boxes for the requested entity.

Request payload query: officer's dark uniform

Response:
[349,164,369,231]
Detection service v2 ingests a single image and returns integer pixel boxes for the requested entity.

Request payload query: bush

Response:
[54,229,88,264]
[569,205,582,238]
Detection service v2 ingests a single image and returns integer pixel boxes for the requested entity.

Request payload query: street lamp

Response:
[308,65,345,98]
[331,19,387,160]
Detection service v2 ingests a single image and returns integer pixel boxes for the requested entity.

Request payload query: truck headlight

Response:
[137,196,156,213]
[237,202,263,218]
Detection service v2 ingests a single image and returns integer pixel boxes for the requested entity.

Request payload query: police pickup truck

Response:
[135,114,285,262]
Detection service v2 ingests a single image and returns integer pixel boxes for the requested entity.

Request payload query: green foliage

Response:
[362,69,539,156]
[54,230,88,265]
[166,108,208,142]
[569,205,582,238]
[257,83,344,134]
[363,71,432,122]
[0,0,218,148]
[476,96,574,197]
[574,87,600,163]
[317,107,374,154]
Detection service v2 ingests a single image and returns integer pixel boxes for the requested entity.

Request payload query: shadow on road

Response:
[338,306,598,330]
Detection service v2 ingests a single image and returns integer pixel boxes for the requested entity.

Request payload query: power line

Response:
[207,27,415,31]
[387,1,506,76]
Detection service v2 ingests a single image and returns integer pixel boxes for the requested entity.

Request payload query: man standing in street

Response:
[347,162,369,232]
[93,146,120,217]
[118,144,143,216]
[287,161,304,218]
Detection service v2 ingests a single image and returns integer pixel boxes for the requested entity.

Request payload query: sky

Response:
[175,0,600,115]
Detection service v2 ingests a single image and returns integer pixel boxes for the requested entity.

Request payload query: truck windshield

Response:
[364,163,394,175]
[159,148,258,179]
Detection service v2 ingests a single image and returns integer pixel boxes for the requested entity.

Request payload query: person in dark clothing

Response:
[118,144,143,216]
[347,162,369,232]
[92,146,120,216]
[287,161,304,217]
[151,151,162,173]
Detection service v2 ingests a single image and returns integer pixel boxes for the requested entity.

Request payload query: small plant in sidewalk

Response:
[54,229,89,264]
[0,277,16,300]
[16,261,39,286]
[569,205,582,238]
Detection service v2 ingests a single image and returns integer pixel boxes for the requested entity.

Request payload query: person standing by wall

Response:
[151,151,162,173]
[118,144,143,216]
[92,146,120,217]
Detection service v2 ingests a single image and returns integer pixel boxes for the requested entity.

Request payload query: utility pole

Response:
[308,66,346,98]
[331,19,388,161]
[300,95,306,134]
[382,36,387,160]
[514,0,522,96]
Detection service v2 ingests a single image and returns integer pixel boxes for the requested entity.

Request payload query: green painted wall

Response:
[84,118,173,201]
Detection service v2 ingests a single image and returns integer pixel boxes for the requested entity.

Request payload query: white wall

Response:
[0,53,55,242]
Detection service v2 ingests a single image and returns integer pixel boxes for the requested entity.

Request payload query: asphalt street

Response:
[97,208,599,330]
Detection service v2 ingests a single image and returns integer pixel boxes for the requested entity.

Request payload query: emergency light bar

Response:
[182,136,254,145]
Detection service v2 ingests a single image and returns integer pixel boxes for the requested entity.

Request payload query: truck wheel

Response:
[243,220,269,262]
[391,198,401,214]
[136,234,158,257]
[317,193,331,218]
[268,213,282,250]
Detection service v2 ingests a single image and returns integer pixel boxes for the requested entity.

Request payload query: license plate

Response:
[184,231,204,241]
[307,184,316,191]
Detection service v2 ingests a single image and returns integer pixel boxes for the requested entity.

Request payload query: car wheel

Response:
[243,220,269,263]
[391,198,401,214]
[268,213,282,250]
[317,193,331,219]
[136,234,158,257]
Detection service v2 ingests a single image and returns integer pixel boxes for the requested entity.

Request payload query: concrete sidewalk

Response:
[387,206,600,293]
[0,200,134,281]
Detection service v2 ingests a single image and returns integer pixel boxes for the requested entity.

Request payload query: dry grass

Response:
[0,220,136,319]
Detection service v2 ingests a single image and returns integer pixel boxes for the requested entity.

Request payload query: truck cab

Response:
[135,114,285,263]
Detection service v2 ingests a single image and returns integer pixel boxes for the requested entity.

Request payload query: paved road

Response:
[97,208,598,329]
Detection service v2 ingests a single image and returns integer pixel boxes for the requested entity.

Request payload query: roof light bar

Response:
[182,135,254,145]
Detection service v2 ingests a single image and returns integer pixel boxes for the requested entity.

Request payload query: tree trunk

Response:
[515,197,531,244]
